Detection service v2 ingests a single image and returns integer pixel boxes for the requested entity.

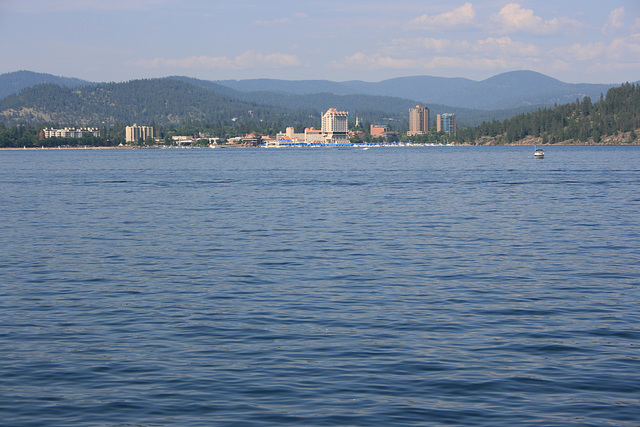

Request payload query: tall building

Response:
[322,108,349,144]
[408,105,429,136]
[125,124,154,142]
[436,113,456,135]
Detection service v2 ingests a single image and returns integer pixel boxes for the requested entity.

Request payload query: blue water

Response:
[1,146,639,426]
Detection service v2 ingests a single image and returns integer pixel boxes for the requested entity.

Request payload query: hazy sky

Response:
[1,0,639,84]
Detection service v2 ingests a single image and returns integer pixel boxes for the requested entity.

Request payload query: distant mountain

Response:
[0,69,620,113]
[166,76,545,126]
[214,71,616,110]
[0,70,92,99]
[216,78,356,96]
[0,70,625,129]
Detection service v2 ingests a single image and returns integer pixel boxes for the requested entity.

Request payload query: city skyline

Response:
[0,1,639,85]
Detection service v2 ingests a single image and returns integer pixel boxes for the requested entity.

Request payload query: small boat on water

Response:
[534,147,544,158]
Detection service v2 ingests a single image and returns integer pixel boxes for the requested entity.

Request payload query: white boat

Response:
[534,147,544,158]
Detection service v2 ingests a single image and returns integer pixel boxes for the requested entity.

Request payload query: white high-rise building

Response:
[125,124,154,143]
[321,108,349,144]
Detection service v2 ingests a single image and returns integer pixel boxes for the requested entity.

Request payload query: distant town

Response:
[39,106,457,148]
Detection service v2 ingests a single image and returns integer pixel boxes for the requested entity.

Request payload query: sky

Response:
[1,0,639,84]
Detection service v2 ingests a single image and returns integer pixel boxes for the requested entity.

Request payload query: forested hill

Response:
[0,70,91,100]
[458,83,640,145]
[0,78,300,126]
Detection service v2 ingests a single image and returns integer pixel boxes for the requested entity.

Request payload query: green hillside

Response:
[0,70,91,100]
[458,83,640,145]
[0,78,299,126]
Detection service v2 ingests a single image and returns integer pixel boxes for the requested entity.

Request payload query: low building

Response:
[276,127,306,143]
[172,136,195,145]
[305,127,325,144]
[370,124,388,138]
[370,125,398,142]
[40,127,100,139]
[241,134,262,146]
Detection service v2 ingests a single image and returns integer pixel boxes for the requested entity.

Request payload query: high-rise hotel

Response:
[408,105,429,136]
[322,108,349,144]
[125,124,154,143]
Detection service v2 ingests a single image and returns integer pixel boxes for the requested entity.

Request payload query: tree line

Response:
[456,83,640,144]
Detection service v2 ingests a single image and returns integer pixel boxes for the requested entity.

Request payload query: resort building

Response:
[276,126,306,143]
[408,105,429,136]
[304,127,325,144]
[437,113,456,134]
[41,127,100,139]
[271,108,351,146]
[321,108,349,144]
[125,124,154,142]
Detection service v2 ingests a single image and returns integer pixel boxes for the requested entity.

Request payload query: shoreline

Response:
[1,141,639,151]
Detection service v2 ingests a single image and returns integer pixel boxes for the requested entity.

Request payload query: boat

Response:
[534,147,544,158]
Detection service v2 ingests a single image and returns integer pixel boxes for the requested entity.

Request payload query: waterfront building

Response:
[408,105,429,136]
[276,127,306,143]
[437,113,456,134]
[125,124,154,142]
[322,108,349,144]
[304,127,325,145]
[370,124,388,137]
[370,124,397,142]
[41,127,100,139]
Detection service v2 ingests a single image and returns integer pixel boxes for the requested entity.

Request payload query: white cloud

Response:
[563,42,607,61]
[386,36,538,58]
[330,52,508,73]
[136,51,301,70]
[544,37,640,82]
[492,3,579,35]
[408,2,476,30]
[603,7,625,35]
[471,36,539,56]
[386,37,452,54]
[607,38,640,61]
[553,38,640,64]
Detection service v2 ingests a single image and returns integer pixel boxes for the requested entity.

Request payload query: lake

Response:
[1,145,638,426]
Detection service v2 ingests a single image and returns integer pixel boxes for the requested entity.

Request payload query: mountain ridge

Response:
[1,70,619,111]
[0,70,628,129]
[211,70,616,110]
[0,70,93,99]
